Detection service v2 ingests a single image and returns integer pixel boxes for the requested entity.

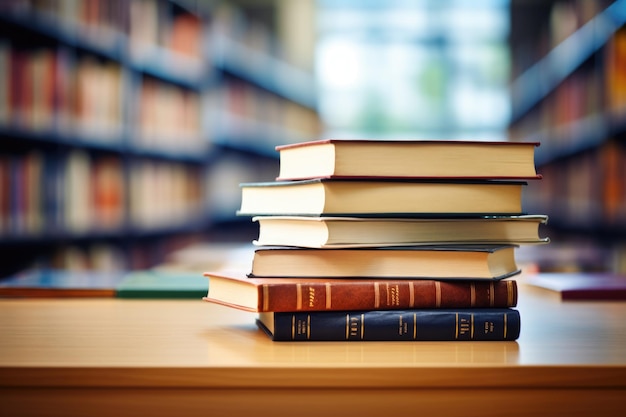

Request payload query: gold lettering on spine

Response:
[455,313,459,339]
[470,283,476,307]
[262,285,269,311]
[325,283,332,309]
[308,287,316,308]
[409,282,415,308]
[504,313,508,339]
[471,314,475,339]
[507,280,514,306]
[296,284,302,310]
[347,314,362,339]
[361,313,365,339]
[291,315,295,340]
[307,315,311,340]
[374,282,380,309]
[435,281,441,307]
[413,313,417,339]
[490,282,495,307]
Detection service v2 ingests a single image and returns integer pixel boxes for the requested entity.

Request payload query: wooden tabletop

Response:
[1,275,625,416]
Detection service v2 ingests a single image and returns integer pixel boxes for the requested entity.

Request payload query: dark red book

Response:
[524,272,626,301]
[203,270,518,313]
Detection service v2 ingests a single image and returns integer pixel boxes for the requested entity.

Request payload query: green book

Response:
[115,270,208,299]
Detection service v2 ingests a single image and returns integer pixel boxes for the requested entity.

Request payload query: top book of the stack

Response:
[275,139,541,181]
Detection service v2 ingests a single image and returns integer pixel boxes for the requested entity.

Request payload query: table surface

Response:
[2,273,626,417]
[1,274,625,390]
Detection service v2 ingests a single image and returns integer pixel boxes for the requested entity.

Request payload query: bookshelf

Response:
[509,0,626,272]
[0,0,322,277]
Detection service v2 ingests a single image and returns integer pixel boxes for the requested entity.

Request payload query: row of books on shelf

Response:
[525,140,626,230]
[510,7,626,129]
[207,79,322,147]
[135,76,203,154]
[0,0,204,61]
[0,43,123,139]
[509,67,625,148]
[0,150,205,236]
[202,138,549,342]
[0,41,207,153]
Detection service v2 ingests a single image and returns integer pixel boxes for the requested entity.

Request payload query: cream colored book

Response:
[275,139,541,180]
[249,245,520,280]
[252,215,549,248]
[238,179,526,216]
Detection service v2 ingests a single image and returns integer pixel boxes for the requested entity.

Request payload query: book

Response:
[115,270,208,299]
[249,245,520,280]
[0,269,124,298]
[0,269,208,299]
[275,139,540,180]
[203,270,518,313]
[257,308,521,341]
[238,179,526,216]
[252,215,550,248]
[524,272,626,301]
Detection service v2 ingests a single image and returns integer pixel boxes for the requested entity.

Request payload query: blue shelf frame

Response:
[0,126,210,164]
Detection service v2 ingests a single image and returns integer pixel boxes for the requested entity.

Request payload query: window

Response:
[316,0,510,140]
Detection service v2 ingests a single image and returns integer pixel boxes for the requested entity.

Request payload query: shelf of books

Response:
[206,4,322,156]
[0,0,321,278]
[509,0,626,273]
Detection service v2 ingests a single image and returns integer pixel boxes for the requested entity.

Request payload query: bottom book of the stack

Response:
[257,308,520,342]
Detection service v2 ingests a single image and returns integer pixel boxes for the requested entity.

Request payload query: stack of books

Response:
[203,139,549,341]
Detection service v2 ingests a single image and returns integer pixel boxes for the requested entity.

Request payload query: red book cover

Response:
[203,270,518,313]
[524,273,626,301]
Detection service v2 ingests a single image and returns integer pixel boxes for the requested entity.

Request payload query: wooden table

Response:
[1,277,625,417]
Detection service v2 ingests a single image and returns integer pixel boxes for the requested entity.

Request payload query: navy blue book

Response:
[257,308,520,342]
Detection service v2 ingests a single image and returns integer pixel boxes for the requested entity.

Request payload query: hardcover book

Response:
[115,270,208,299]
[249,245,520,280]
[257,308,521,341]
[252,215,549,248]
[524,272,626,301]
[275,139,540,180]
[203,270,518,312]
[238,179,526,216]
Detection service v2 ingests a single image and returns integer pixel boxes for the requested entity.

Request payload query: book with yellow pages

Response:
[238,179,526,216]
[275,139,540,180]
[252,215,549,248]
[248,245,520,280]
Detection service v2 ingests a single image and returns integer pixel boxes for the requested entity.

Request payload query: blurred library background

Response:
[0,0,625,280]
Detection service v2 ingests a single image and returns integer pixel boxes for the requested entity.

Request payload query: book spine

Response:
[259,280,517,312]
[265,309,520,341]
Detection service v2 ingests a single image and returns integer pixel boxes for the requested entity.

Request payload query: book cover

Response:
[252,215,550,248]
[249,245,520,280]
[203,270,518,312]
[257,308,521,341]
[524,272,626,301]
[0,269,123,298]
[275,139,541,181]
[238,179,527,216]
[115,270,208,299]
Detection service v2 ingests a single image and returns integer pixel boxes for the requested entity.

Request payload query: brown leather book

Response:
[203,270,518,313]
